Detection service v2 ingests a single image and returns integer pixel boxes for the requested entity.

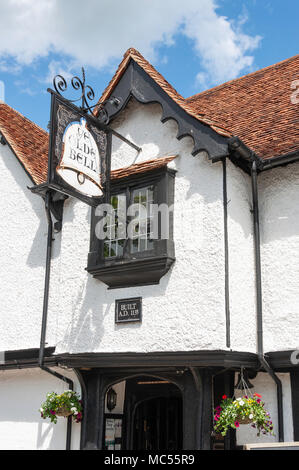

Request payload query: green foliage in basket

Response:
[214,393,275,437]
[39,390,83,424]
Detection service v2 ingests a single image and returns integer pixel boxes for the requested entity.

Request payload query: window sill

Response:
[86,255,175,289]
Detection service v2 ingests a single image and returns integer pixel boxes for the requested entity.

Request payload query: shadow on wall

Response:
[259,162,299,244]
[55,100,228,352]
[57,273,170,352]
[0,142,66,267]
[26,197,75,269]
[226,159,252,241]
[111,98,222,204]
[50,99,260,352]
[58,276,108,352]
[57,251,187,353]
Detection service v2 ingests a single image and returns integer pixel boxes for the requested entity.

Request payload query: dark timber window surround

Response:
[87,165,175,288]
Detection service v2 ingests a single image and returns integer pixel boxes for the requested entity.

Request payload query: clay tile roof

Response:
[187,55,299,160]
[95,47,231,138]
[0,103,48,184]
[110,155,177,181]
[1,51,298,187]
[0,101,176,186]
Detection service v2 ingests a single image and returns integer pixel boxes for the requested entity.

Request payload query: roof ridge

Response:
[95,47,231,137]
[187,53,299,101]
[96,47,185,107]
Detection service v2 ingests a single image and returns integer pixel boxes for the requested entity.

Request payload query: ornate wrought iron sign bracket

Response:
[53,67,121,125]
[52,67,141,151]
[30,67,141,216]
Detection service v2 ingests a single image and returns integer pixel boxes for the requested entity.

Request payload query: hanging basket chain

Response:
[233,367,254,400]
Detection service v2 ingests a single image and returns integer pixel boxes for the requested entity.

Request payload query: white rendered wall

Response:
[0,367,81,450]
[236,372,293,446]
[226,160,256,352]
[50,99,228,355]
[3,98,298,357]
[0,143,52,351]
[260,162,299,352]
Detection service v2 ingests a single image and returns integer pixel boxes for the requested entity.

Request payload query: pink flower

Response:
[222,395,227,400]
[214,415,219,421]
[234,421,240,428]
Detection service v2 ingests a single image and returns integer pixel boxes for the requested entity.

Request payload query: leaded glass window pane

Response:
[131,186,154,253]
[103,186,155,258]
[103,193,126,258]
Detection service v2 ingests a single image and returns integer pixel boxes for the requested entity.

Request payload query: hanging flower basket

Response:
[55,406,73,418]
[213,393,275,437]
[39,390,83,424]
[237,415,252,425]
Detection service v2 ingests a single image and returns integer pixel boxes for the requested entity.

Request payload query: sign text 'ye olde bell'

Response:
[57,117,102,197]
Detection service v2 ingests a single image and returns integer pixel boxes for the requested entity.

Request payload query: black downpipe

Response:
[39,191,73,450]
[251,161,284,442]
[222,158,231,348]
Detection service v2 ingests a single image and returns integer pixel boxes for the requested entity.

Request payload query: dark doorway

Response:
[82,367,211,450]
[121,376,183,450]
[132,396,183,450]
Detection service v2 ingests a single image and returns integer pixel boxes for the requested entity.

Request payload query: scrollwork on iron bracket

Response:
[53,67,122,124]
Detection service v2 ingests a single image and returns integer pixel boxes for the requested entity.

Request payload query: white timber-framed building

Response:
[0,49,299,450]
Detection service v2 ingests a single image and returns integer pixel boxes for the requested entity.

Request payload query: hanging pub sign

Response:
[56,114,103,197]
[46,69,112,206]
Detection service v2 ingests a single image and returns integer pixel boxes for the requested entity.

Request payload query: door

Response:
[132,396,182,450]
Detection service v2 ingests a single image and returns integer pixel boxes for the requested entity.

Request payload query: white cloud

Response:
[43,59,75,85]
[0,0,261,89]
[183,5,262,87]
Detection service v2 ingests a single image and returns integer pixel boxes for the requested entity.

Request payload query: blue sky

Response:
[0,0,298,130]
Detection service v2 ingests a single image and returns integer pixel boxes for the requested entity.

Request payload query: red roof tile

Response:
[110,155,177,180]
[187,55,299,160]
[0,102,176,186]
[0,103,48,184]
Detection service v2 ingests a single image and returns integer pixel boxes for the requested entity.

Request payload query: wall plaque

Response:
[115,298,142,324]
